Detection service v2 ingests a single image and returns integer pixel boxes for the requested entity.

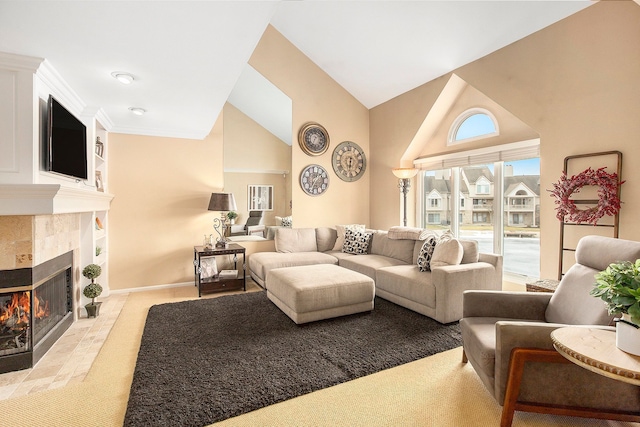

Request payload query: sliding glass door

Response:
[419,157,540,279]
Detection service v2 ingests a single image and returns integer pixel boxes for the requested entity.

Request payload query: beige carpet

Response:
[0,284,637,427]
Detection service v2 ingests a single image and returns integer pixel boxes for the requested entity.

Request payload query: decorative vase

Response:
[85,302,102,318]
[616,313,640,356]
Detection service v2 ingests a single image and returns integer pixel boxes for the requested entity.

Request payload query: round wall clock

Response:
[332,141,366,182]
[300,164,329,196]
[298,122,329,156]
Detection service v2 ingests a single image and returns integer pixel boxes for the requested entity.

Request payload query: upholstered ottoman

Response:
[266,264,375,324]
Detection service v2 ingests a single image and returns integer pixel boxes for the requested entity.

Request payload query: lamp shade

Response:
[208,193,237,211]
[392,167,418,179]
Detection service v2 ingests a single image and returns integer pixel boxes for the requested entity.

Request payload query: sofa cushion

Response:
[369,231,415,264]
[376,265,436,308]
[460,240,479,264]
[388,226,434,241]
[431,239,463,268]
[275,228,317,253]
[249,251,338,286]
[342,229,373,254]
[339,254,407,281]
[316,227,338,252]
[332,224,365,250]
[417,236,437,272]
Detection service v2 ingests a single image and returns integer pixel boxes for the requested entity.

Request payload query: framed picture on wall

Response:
[248,185,273,211]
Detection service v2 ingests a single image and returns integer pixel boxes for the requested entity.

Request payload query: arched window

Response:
[448,108,498,145]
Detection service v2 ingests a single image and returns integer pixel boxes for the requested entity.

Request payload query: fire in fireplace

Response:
[0,251,73,373]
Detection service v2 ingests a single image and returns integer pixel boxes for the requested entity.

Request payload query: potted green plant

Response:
[82,263,103,318]
[590,259,640,355]
[226,211,238,225]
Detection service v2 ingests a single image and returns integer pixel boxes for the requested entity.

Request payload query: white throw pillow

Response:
[332,224,365,251]
[430,239,463,268]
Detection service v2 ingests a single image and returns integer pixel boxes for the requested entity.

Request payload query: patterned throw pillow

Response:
[280,216,292,228]
[417,235,437,272]
[342,229,372,255]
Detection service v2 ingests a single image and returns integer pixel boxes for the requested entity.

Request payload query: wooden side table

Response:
[526,278,559,293]
[193,244,246,297]
[551,327,640,385]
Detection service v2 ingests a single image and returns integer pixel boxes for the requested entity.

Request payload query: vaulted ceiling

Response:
[0,1,592,140]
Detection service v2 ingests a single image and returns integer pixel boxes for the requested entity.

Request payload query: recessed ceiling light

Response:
[111,72,134,85]
[128,107,146,116]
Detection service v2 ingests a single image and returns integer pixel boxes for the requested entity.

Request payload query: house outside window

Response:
[418,156,540,280]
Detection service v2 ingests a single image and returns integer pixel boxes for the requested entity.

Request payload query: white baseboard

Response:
[111,281,194,295]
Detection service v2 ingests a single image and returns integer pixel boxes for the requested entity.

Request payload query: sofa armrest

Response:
[494,322,615,404]
[431,262,500,324]
[463,290,551,320]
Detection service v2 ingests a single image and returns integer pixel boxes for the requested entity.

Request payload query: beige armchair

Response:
[460,235,640,426]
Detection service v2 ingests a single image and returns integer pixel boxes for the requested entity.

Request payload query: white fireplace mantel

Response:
[0,184,113,215]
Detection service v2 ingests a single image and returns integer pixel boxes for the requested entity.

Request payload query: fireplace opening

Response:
[0,251,73,374]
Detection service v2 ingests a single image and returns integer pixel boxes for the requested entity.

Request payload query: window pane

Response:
[459,165,494,255]
[503,158,540,278]
[421,169,452,230]
[455,113,496,141]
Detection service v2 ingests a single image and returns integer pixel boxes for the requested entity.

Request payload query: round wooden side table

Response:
[551,327,640,386]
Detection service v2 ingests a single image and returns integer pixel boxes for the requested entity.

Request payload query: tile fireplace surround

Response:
[0,214,83,319]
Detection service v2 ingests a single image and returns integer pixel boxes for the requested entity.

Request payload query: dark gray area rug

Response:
[124,291,461,427]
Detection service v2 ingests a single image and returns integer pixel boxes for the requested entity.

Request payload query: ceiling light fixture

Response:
[128,107,146,116]
[111,71,134,85]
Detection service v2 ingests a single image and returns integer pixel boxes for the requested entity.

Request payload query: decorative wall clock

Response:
[298,122,329,156]
[332,141,366,182]
[300,164,329,196]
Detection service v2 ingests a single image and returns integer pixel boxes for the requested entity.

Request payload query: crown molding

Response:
[0,51,44,72]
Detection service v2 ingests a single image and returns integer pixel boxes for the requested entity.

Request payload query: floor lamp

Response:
[392,167,418,227]
[208,193,237,248]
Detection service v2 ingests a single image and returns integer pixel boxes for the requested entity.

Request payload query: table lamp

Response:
[208,193,237,248]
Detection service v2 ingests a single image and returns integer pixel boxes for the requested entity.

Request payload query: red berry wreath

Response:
[549,167,624,225]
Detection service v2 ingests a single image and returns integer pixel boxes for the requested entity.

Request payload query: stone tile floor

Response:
[0,292,129,400]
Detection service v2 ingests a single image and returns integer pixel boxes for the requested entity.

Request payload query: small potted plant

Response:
[590,259,640,355]
[226,211,238,225]
[82,263,103,318]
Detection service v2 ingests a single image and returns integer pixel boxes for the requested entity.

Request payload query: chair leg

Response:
[501,348,528,427]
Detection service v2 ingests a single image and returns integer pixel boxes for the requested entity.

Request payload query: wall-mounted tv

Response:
[46,95,88,180]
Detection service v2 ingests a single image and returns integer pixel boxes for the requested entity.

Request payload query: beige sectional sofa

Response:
[249,227,503,324]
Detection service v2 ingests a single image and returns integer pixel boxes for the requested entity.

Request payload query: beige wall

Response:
[370,2,640,279]
[108,113,224,290]
[249,25,370,228]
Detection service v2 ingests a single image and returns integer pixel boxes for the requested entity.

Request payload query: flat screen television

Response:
[46,95,88,180]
